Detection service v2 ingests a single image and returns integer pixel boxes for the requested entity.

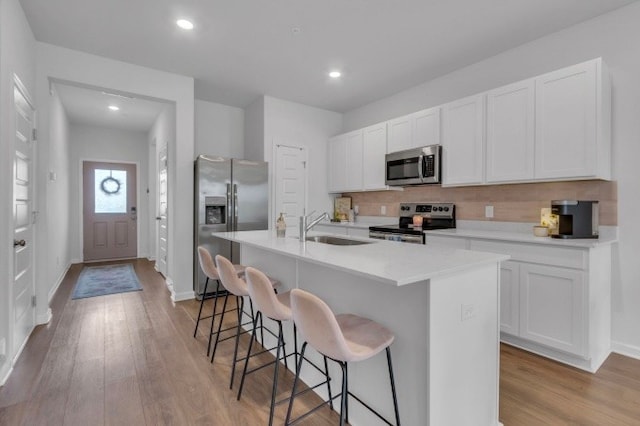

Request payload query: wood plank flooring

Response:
[1,258,640,425]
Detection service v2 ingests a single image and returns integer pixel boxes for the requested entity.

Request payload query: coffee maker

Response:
[550,200,599,239]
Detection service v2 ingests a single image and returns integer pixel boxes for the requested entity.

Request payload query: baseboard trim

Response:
[612,341,640,360]
[173,290,195,302]
[0,363,13,387]
[48,262,72,303]
[36,308,52,326]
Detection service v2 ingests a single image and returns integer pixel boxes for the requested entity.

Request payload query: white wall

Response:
[244,96,265,161]
[0,0,36,384]
[68,123,150,261]
[45,86,71,301]
[263,96,343,224]
[195,99,244,158]
[35,42,195,306]
[342,3,640,356]
[147,104,175,261]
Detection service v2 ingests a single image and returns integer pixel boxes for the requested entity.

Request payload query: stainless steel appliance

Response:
[369,202,455,244]
[550,200,599,239]
[194,155,268,296]
[385,145,441,186]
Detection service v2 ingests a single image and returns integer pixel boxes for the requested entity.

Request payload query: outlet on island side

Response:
[381,205,386,215]
[485,205,494,219]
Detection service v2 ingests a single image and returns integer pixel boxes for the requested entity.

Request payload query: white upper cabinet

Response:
[328,124,391,193]
[387,107,441,154]
[345,130,364,190]
[535,59,610,180]
[387,115,413,153]
[362,122,388,190]
[442,94,485,186]
[486,80,535,183]
[328,133,348,193]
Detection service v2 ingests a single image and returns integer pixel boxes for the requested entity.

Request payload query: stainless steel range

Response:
[369,202,456,244]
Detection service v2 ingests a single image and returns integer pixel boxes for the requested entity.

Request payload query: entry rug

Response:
[72,263,142,299]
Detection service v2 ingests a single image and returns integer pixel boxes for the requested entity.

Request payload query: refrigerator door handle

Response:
[233,184,238,231]
[226,183,233,232]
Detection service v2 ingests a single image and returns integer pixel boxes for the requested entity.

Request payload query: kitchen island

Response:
[213,230,509,426]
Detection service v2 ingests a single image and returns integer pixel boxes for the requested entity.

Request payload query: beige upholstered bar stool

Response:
[286,288,401,426]
[214,255,280,389]
[194,246,245,358]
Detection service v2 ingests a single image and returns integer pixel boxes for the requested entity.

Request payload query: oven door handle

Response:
[401,234,424,244]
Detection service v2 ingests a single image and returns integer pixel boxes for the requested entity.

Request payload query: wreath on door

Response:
[100,175,121,195]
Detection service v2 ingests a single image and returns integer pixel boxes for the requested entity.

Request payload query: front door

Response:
[83,161,137,261]
[12,80,36,360]
[274,144,307,234]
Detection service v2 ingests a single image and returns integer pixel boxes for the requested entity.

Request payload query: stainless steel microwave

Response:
[385,145,441,186]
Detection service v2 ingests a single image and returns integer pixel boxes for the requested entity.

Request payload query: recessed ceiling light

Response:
[108,105,120,111]
[176,19,194,30]
[329,71,342,79]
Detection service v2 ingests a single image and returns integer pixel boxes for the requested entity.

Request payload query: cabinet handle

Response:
[14,239,26,247]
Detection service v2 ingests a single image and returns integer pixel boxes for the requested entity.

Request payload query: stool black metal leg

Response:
[229,296,245,389]
[237,311,261,400]
[285,341,307,425]
[210,290,230,363]
[323,355,333,410]
[193,277,209,337]
[267,321,284,426]
[386,347,401,426]
[339,361,348,426]
[206,280,222,356]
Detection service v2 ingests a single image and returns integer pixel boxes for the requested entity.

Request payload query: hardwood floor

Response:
[1,258,640,425]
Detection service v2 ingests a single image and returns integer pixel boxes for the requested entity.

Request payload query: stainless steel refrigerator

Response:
[194,155,268,297]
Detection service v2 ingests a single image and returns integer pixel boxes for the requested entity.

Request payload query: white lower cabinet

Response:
[427,233,611,372]
[519,263,585,357]
[499,261,520,336]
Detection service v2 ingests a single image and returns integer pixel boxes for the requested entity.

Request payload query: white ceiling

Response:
[54,83,168,131]
[21,0,637,116]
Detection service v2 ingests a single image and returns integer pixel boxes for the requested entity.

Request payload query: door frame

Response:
[272,141,309,229]
[78,158,141,262]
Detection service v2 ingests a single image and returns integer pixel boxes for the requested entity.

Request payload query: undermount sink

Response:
[305,235,373,246]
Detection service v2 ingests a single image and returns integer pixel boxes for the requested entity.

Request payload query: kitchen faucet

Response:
[299,211,331,242]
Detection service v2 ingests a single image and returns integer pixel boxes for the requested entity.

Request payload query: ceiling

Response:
[21,0,637,117]
[54,83,169,131]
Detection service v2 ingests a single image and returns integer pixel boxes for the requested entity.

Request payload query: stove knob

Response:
[444,206,449,212]
[438,206,443,212]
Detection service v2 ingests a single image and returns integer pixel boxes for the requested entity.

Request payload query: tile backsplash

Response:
[344,180,617,225]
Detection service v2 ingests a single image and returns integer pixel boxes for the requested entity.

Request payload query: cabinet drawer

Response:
[469,239,586,269]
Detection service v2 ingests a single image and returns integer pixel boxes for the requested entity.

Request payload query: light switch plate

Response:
[485,205,494,218]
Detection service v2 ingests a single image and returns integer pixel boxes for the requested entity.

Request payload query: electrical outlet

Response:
[485,205,494,219]
[354,205,359,215]
[461,304,476,321]
[381,205,386,215]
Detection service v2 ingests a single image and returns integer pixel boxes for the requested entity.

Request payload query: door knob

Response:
[156,216,162,220]
[14,239,26,247]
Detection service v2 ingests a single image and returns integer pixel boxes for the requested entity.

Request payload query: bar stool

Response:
[285,288,401,426]
[214,255,279,389]
[238,267,333,426]
[194,246,245,358]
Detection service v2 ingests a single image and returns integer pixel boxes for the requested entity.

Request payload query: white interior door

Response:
[82,161,137,261]
[12,80,36,361]
[274,144,307,235]
[156,146,168,276]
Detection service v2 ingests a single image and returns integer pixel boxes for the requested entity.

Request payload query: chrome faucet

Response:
[299,211,331,242]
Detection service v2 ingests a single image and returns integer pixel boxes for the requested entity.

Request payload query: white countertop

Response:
[212,230,508,286]
[424,227,617,248]
[316,217,395,230]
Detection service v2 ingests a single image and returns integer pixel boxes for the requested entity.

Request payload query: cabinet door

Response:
[499,261,520,336]
[328,134,347,192]
[362,123,388,190]
[442,94,485,186]
[345,130,363,191]
[519,264,585,356]
[412,107,441,148]
[535,60,597,179]
[486,80,535,183]
[387,114,413,153]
